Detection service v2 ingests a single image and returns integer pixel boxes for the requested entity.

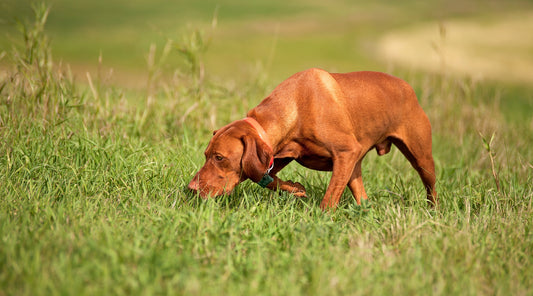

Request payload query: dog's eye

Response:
[214,155,224,161]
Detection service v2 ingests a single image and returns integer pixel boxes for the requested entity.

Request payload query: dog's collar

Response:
[243,117,271,149]
[257,164,274,187]
[243,117,274,187]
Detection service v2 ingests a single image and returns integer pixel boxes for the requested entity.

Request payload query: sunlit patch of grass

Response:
[378,11,533,84]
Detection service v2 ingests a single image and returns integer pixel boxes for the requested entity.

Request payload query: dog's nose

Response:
[188,180,199,192]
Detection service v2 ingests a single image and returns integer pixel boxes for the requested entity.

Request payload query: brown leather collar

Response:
[243,117,272,150]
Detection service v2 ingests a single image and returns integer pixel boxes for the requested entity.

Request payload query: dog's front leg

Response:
[347,160,369,205]
[266,177,307,197]
[320,149,361,210]
[264,158,307,197]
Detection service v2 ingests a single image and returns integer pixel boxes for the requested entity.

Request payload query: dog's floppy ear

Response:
[241,134,273,182]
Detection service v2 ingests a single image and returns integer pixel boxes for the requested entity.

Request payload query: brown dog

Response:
[188,68,437,209]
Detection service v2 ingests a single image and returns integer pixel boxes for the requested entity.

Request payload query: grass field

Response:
[1,2,532,295]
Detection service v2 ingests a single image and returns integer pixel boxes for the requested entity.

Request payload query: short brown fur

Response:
[188,68,437,210]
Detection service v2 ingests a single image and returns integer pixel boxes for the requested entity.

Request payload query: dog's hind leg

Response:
[392,117,438,207]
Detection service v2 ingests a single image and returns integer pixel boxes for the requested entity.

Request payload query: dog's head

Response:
[188,120,273,198]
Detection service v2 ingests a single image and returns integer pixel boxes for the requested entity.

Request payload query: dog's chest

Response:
[276,140,334,171]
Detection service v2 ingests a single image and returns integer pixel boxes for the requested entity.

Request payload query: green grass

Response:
[3,0,533,79]
[1,3,533,296]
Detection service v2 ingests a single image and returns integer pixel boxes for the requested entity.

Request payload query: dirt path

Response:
[377,11,533,84]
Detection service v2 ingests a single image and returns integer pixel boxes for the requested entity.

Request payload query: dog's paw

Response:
[288,181,307,198]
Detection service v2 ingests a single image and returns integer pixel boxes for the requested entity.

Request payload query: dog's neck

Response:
[246,106,296,154]
[243,117,272,150]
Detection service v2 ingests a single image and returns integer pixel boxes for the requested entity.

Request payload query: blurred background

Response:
[1,0,532,86]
